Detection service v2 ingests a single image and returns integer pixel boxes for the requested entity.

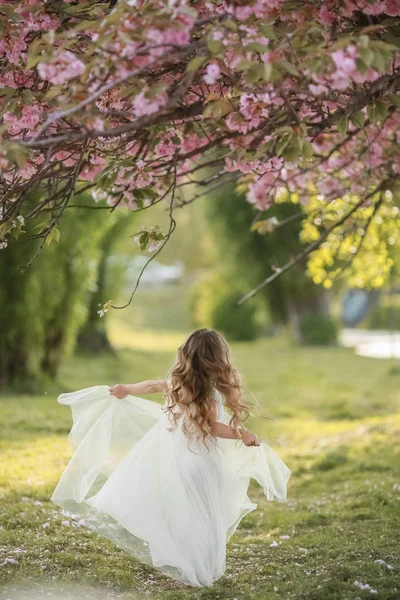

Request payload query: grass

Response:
[1,315,400,599]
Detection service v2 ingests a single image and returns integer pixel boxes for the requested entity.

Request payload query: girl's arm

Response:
[211,422,260,446]
[109,380,167,399]
[209,405,260,447]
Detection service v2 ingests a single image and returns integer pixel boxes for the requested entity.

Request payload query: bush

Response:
[190,269,264,341]
[299,314,338,346]
[211,291,258,341]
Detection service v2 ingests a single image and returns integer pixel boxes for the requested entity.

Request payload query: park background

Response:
[1,190,400,600]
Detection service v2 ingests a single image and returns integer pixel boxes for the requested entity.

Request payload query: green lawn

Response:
[1,320,400,600]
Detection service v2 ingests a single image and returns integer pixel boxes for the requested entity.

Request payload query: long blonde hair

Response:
[164,329,249,444]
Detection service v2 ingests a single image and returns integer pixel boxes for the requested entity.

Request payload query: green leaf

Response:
[245,42,270,53]
[236,59,253,72]
[371,50,386,71]
[22,90,33,106]
[375,100,389,121]
[5,143,30,169]
[246,66,262,84]
[139,231,149,251]
[0,4,19,18]
[277,60,299,77]
[45,230,54,246]
[367,104,379,124]
[387,94,400,108]
[223,20,238,31]
[367,101,388,124]
[183,121,195,134]
[261,62,273,82]
[358,35,370,48]
[336,114,349,135]
[355,58,369,74]
[203,98,232,118]
[302,140,314,159]
[358,46,374,67]
[53,228,60,243]
[275,132,293,157]
[282,144,300,161]
[207,40,222,54]
[275,126,295,136]
[259,24,277,40]
[350,111,365,128]
[186,55,207,72]
[246,63,274,84]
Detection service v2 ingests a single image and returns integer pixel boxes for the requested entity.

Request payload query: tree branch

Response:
[238,183,389,304]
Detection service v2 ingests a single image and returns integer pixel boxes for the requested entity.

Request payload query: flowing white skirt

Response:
[51,386,290,587]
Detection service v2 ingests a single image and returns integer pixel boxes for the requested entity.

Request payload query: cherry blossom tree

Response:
[1,0,400,304]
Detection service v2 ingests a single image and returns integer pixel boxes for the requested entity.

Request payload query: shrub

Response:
[190,269,263,341]
[299,314,338,346]
[210,291,258,341]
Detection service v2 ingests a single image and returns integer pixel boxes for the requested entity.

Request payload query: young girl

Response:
[52,329,290,587]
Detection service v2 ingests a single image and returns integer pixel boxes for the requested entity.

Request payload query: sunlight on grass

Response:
[1,333,400,600]
[108,317,186,353]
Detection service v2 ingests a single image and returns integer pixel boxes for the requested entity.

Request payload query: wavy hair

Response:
[164,329,249,444]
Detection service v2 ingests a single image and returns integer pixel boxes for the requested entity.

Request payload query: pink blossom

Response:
[154,132,178,158]
[147,12,194,51]
[0,30,28,65]
[132,90,167,118]
[181,133,205,155]
[309,83,328,96]
[3,105,42,135]
[318,6,336,26]
[260,157,283,172]
[20,162,37,180]
[344,0,398,17]
[318,176,339,198]
[385,0,400,16]
[203,63,221,85]
[79,155,106,182]
[247,173,277,210]
[225,157,259,173]
[330,46,359,90]
[38,51,85,85]
[52,150,78,167]
[234,0,283,20]
[0,69,34,89]
[240,94,269,129]
[135,163,153,188]
[226,112,251,134]
[332,47,358,73]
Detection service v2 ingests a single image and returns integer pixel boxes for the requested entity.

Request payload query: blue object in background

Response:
[342,289,380,327]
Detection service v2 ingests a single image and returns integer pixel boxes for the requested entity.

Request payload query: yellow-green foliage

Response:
[299,191,399,289]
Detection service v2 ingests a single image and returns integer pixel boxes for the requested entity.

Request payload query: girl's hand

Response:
[241,430,261,447]
[109,384,128,399]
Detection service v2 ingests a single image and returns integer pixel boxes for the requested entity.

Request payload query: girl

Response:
[52,329,290,587]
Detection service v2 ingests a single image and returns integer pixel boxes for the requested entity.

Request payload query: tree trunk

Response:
[0,240,40,390]
[287,287,331,343]
[77,216,133,354]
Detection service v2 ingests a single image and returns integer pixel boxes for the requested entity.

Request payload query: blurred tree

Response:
[190,267,263,341]
[77,214,135,353]
[204,184,332,341]
[0,201,116,390]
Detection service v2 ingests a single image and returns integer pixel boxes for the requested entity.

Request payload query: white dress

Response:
[51,386,290,587]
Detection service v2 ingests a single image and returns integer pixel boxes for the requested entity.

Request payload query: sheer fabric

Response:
[51,386,290,587]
